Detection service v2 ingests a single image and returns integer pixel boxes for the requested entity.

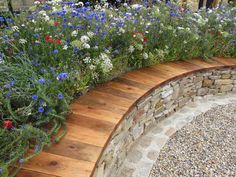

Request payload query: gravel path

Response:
[150,103,236,177]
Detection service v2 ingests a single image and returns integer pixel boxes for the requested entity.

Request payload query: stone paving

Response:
[116,93,236,177]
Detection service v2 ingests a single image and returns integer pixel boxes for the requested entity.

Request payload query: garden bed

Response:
[0,0,235,176]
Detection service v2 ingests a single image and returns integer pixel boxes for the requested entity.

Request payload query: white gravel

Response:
[150,103,236,177]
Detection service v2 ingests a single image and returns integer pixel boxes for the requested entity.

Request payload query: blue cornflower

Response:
[13,32,19,37]
[34,33,40,38]
[0,17,5,22]
[53,49,59,54]
[73,47,79,53]
[6,81,14,88]
[102,31,107,36]
[58,93,64,99]
[57,73,68,80]
[38,78,46,84]
[76,25,83,29]
[32,95,38,101]
[38,106,44,113]
[6,18,14,23]
[9,81,14,87]
[61,23,67,27]
[16,52,24,57]
[5,91,11,98]
[170,11,178,17]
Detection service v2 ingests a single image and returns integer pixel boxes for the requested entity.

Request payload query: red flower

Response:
[48,38,54,43]
[45,35,54,43]
[55,38,61,44]
[144,37,148,43]
[54,21,60,26]
[45,35,50,42]
[4,120,12,129]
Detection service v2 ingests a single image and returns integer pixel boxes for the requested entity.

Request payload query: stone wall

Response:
[92,67,236,177]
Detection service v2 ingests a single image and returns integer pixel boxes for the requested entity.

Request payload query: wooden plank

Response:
[22,152,94,177]
[76,95,128,115]
[186,58,224,68]
[83,90,134,109]
[164,60,203,72]
[144,65,186,79]
[95,82,146,100]
[67,114,115,134]
[70,103,122,124]
[64,122,110,147]
[17,169,58,177]
[44,138,102,163]
[213,57,236,66]
[114,77,151,90]
[120,71,158,86]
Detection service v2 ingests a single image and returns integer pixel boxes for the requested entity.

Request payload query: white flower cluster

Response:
[99,53,113,73]
[19,39,27,44]
[38,10,50,21]
[47,0,62,5]
[80,35,90,49]
[71,30,78,37]
[12,26,19,32]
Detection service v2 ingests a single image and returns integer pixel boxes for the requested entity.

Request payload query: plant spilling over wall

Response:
[0,0,235,176]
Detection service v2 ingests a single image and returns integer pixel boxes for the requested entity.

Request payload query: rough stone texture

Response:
[93,67,236,177]
[117,93,236,177]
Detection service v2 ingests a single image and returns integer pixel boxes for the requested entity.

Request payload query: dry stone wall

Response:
[93,67,236,177]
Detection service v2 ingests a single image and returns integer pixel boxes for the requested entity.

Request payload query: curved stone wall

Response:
[92,67,236,177]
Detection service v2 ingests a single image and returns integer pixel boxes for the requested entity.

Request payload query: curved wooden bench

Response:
[17,57,236,177]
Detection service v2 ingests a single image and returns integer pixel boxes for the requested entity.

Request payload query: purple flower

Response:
[53,49,59,54]
[38,78,46,84]
[57,73,68,80]
[34,34,40,38]
[38,106,44,113]
[0,17,4,22]
[32,95,38,101]
[5,81,14,88]
[58,93,64,99]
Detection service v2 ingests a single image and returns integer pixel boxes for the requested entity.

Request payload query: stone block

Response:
[221,74,231,79]
[160,87,173,98]
[220,85,233,92]
[209,75,220,80]
[133,109,146,123]
[215,79,233,85]
[193,76,203,83]
[131,124,144,140]
[208,89,218,95]
[197,88,209,96]
[202,79,213,87]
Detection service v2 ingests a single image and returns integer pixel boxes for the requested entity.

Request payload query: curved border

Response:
[92,58,236,177]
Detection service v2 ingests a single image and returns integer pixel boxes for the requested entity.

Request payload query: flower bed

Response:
[0,0,235,176]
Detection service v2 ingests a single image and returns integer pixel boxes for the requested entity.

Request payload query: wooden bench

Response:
[17,57,236,177]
